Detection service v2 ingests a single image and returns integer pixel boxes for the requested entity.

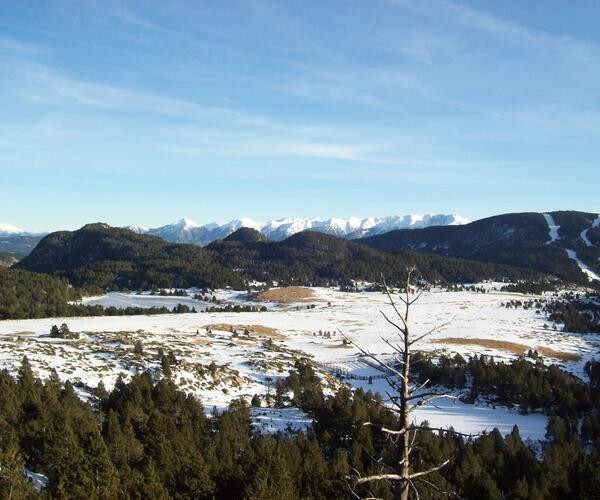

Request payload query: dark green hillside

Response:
[359,211,600,283]
[16,223,544,293]
[16,223,244,290]
[210,230,541,285]
[0,267,80,319]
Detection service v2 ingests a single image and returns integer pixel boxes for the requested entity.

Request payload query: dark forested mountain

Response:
[209,229,541,286]
[359,211,600,283]
[15,223,244,291]
[15,224,543,292]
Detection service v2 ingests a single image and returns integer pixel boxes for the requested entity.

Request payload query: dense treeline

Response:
[2,359,600,499]
[0,267,204,319]
[413,353,599,418]
[0,267,81,320]
[500,280,557,294]
[545,297,600,334]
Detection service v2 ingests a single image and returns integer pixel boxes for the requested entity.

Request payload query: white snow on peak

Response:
[125,225,149,234]
[542,213,560,243]
[223,218,263,232]
[0,223,25,234]
[174,217,200,230]
[129,213,469,246]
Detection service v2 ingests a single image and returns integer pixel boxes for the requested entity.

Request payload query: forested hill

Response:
[15,223,245,291]
[15,224,544,292]
[208,228,541,285]
[358,211,600,284]
[0,267,80,319]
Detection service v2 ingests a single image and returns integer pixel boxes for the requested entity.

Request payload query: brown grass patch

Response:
[203,323,284,339]
[432,337,580,361]
[253,286,316,304]
[536,347,580,362]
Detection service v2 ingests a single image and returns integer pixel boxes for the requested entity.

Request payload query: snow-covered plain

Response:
[1,287,598,441]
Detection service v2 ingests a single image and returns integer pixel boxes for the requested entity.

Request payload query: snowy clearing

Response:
[1,286,598,440]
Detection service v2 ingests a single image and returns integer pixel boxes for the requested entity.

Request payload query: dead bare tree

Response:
[343,267,465,500]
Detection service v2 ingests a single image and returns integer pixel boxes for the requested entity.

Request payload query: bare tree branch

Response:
[347,269,473,500]
[409,318,454,347]
[409,394,459,412]
[380,310,407,337]
[408,460,450,480]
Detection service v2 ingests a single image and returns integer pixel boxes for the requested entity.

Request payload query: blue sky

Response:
[1,0,599,231]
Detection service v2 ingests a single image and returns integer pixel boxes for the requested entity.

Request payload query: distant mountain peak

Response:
[133,213,469,246]
[173,218,200,229]
[0,223,25,234]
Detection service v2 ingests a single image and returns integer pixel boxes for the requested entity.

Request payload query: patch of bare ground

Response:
[253,286,316,303]
[203,324,284,339]
[432,337,580,361]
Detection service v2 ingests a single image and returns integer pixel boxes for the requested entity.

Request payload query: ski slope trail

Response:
[543,213,599,281]
[542,213,560,243]
[581,215,600,247]
[566,249,600,282]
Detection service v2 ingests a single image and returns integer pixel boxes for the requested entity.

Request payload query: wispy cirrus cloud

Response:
[7,61,387,162]
[0,36,42,54]
[394,0,599,61]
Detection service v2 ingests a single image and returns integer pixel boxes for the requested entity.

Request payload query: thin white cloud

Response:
[0,36,41,54]
[394,0,599,61]
[9,63,387,162]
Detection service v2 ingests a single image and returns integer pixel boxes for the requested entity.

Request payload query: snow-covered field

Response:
[1,286,598,440]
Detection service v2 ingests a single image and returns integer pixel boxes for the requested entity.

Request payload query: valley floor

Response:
[0,285,597,441]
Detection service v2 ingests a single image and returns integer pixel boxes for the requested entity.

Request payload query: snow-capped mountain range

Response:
[126,214,470,246]
[1,214,469,248]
